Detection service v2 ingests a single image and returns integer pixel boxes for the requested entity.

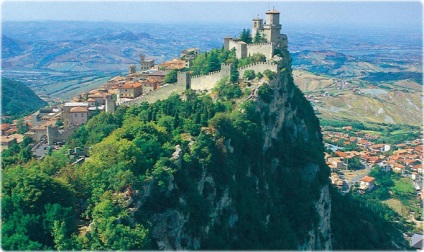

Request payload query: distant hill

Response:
[1,77,47,117]
[1,35,26,59]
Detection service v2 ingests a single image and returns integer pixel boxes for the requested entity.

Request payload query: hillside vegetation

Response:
[1,77,47,117]
[2,73,408,250]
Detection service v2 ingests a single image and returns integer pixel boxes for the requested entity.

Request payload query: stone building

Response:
[142,78,159,94]
[118,82,143,100]
[224,9,288,60]
[62,102,89,130]
[69,107,88,127]
[140,53,155,71]
[1,135,17,150]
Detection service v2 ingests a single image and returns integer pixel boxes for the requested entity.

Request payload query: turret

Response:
[252,17,263,38]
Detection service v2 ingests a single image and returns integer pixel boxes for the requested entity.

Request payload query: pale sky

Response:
[1,1,423,29]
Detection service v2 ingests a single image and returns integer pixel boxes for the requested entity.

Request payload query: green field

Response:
[383,198,404,215]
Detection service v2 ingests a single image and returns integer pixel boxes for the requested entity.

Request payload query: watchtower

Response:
[252,17,263,38]
[263,9,282,44]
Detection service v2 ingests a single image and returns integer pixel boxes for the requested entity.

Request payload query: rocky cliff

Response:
[136,48,333,249]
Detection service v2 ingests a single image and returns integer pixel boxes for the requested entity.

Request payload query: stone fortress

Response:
[121,9,286,105]
[224,9,288,60]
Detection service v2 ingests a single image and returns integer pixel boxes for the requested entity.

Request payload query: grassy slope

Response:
[316,91,422,125]
[292,70,422,126]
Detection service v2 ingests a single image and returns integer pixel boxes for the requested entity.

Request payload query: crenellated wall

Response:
[238,62,279,77]
[120,61,280,105]
[190,63,234,91]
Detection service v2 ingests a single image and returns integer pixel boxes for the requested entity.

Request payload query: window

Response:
[74,114,77,118]
[81,113,83,117]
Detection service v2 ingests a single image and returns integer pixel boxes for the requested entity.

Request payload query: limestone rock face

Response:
[139,49,332,250]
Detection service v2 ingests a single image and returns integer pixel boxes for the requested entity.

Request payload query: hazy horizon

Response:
[2,1,423,30]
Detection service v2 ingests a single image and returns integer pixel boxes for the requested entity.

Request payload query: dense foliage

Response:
[1,77,47,117]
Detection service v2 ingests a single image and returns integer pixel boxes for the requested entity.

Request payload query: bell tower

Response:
[252,16,263,39]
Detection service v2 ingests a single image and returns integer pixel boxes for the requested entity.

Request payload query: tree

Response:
[263,69,276,80]
[257,84,274,103]
[206,50,220,72]
[243,70,256,80]
[239,29,252,44]
[253,31,266,43]
[256,72,264,79]
[164,69,178,83]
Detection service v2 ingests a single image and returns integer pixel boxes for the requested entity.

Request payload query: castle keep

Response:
[224,9,288,60]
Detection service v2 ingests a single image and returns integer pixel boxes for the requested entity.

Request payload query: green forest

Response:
[1,77,47,117]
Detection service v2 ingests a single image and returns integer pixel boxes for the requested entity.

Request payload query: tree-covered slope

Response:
[1,77,47,117]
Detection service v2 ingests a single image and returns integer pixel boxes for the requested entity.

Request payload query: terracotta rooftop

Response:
[361,176,375,183]
[120,82,142,89]
[70,107,88,113]
[1,135,16,143]
[1,124,11,131]
[87,98,96,102]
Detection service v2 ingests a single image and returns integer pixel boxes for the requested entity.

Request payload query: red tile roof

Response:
[361,176,375,183]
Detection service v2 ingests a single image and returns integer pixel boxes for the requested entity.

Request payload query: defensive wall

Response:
[246,43,275,60]
[122,76,188,105]
[238,62,279,77]
[190,63,233,91]
[121,61,279,105]
[47,126,78,145]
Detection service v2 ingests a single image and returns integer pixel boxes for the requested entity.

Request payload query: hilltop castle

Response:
[224,9,288,60]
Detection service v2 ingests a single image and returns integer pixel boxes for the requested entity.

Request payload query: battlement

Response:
[238,61,278,70]
[191,70,221,79]
[191,63,233,79]
[247,42,273,47]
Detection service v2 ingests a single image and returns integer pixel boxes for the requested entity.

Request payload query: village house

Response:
[359,176,375,191]
[144,71,166,83]
[180,48,200,61]
[327,157,347,170]
[141,78,159,94]
[118,81,143,101]
[1,135,17,150]
[25,119,56,142]
[62,102,89,130]
[155,58,187,71]
[330,172,344,189]
[377,161,392,172]
[69,107,88,126]
[393,163,406,173]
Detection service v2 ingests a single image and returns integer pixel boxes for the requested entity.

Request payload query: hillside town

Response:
[0,49,198,155]
[323,125,423,193]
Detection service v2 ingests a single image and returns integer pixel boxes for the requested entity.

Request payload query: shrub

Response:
[257,84,273,103]
[243,70,256,80]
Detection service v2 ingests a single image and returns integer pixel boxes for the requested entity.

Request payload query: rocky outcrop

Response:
[137,48,332,250]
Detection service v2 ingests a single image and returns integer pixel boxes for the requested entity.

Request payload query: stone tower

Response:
[177,71,191,90]
[105,95,116,113]
[252,17,264,39]
[140,53,155,71]
[129,64,137,75]
[263,9,282,44]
